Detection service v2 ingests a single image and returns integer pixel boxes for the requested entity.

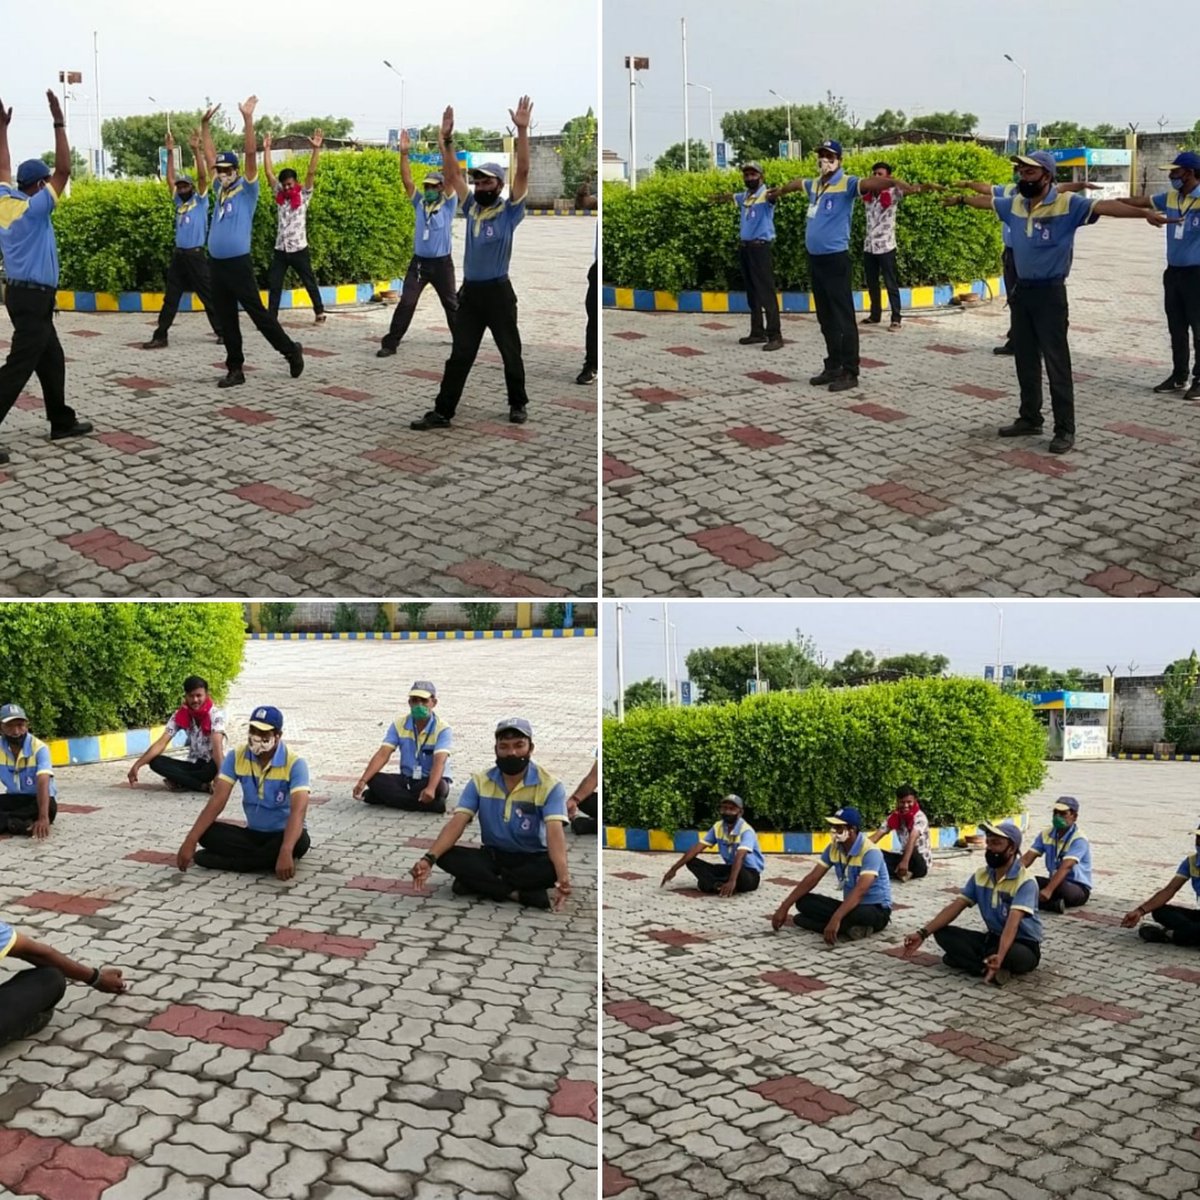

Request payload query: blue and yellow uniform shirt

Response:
[1152,186,1200,268]
[454,761,567,853]
[0,182,60,287]
[803,170,860,255]
[382,712,453,783]
[701,818,766,873]
[992,187,1097,282]
[462,193,525,282]
[218,742,310,833]
[208,175,261,260]
[174,190,209,251]
[0,921,16,958]
[0,734,56,798]
[992,183,1017,248]
[961,859,1043,942]
[735,186,777,242]
[1031,824,1093,889]
[820,832,892,907]
[414,192,458,259]
[1175,851,1200,901]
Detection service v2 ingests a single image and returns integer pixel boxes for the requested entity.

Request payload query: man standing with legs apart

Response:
[377,121,459,358]
[127,675,227,794]
[411,96,534,430]
[263,130,326,324]
[201,100,305,389]
[0,91,93,463]
[143,129,223,349]
[861,163,936,331]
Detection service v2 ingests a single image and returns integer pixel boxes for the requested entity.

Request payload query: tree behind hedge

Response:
[602,143,1011,292]
[602,678,1046,832]
[0,603,245,738]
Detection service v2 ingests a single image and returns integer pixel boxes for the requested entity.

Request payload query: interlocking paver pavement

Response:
[603,761,1200,1199]
[0,220,596,598]
[604,220,1200,597]
[0,637,597,1200]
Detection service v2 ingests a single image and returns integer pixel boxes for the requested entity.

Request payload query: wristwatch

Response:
[87,967,101,987]
[422,851,437,865]
[916,926,930,940]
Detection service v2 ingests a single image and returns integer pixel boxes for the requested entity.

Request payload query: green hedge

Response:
[49,150,415,291]
[602,143,1012,292]
[603,678,1046,832]
[0,603,246,737]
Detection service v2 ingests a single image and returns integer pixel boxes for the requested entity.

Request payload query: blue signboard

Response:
[1002,665,1016,682]
[1005,124,1019,156]
[680,680,692,706]
[1025,122,1039,146]
[387,128,400,150]
[715,142,727,169]
[984,665,996,681]
[778,140,789,160]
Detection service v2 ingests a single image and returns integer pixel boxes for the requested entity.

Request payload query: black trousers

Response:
[267,247,324,319]
[0,792,58,828]
[0,287,78,433]
[809,251,859,375]
[436,845,556,901]
[1035,875,1089,908]
[864,249,901,324]
[155,248,222,339]
[571,791,598,836]
[793,893,890,934]
[1010,281,1074,436]
[383,255,458,349]
[362,773,449,813]
[933,926,1041,975]
[1164,265,1200,382]
[433,279,528,417]
[1152,905,1200,947]
[147,756,216,792]
[685,857,761,894]
[739,241,780,339]
[208,254,298,371]
[882,850,928,879]
[197,822,310,871]
[0,967,66,1049]
[1001,246,1017,344]
[584,260,598,368]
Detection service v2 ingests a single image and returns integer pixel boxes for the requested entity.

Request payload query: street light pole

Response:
[1004,54,1027,153]
[681,17,690,172]
[615,603,626,721]
[769,89,793,154]
[736,625,761,691]
[991,603,1004,684]
[688,82,715,168]
[629,55,638,191]
[382,60,406,137]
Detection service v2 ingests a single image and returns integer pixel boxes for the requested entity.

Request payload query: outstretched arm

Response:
[261,131,277,190]
[200,103,220,173]
[765,177,807,201]
[239,95,258,184]
[1094,197,1179,224]
[304,128,322,190]
[398,128,415,199]
[439,106,466,203]
[509,94,532,202]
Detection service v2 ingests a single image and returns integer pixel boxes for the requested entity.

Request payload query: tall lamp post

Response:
[382,60,406,136]
[625,55,649,190]
[1003,54,1028,153]
[614,603,626,721]
[735,625,761,692]
[649,607,677,705]
[769,88,793,155]
[991,603,1005,685]
[688,81,715,168]
[680,17,689,171]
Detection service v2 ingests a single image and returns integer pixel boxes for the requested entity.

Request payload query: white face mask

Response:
[833,828,852,844]
[818,157,839,177]
[248,734,277,756]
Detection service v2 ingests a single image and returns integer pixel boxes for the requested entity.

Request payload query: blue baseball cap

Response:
[422,170,444,185]
[470,161,506,184]
[214,151,239,169]
[408,681,437,699]
[826,806,863,829]
[817,140,843,159]
[0,703,28,723]
[1053,796,1079,814]
[981,819,1023,853]
[175,174,194,186]
[495,716,533,739]
[16,159,52,188]
[1012,151,1057,175]
[1163,152,1200,172]
[248,705,284,730]
[720,794,744,810]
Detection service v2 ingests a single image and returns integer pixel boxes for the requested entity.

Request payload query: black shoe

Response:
[0,449,9,465]
[889,321,902,331]
[861,316,881,325]
[1048,434,1075,455]
[575,364,597,384]
[410,410,451,431]
[142,337,168,350]
[993,344,1015,356]
[215,334,224,345]
[840,924,873,942]
[217,370,246,389]
[1042,896,1066,915]
[451,879,472,896]
[288,343,305,378]
[1186,381,1200,401]
[1153,374,1187,393]
[739,335,767,345]
[809,369,840,386]
[998,420,1044,437]
[827,373,859,393]
[16,1009,54,1041]
[376,345,397,358]
[6,817,30,835]
[1139,924,1169,943]
[762,338,784,352]
[49,420,93,441]
[314,313,327,325]
[988,968,1012,988]
[509,406,528,425]
[518,889,552,910]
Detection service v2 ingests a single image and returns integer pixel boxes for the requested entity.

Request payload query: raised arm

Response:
[164,129,176,188]
[239,95,258,184]
[0,98,12,183]
[188,129,208,196]
[398,128,415,199]
[439,106,466,203]
[509,94,532,202]
[200,103,220,173]
[261,130,277,190]
[46,89,70,197]
[304,128,322,190]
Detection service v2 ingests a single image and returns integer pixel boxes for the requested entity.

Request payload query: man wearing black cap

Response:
[711,163,782,350]
[143,128,223,350]
[411,96,534,430]
[200,99,305,389]
[661,794,765,895]
[263,129,326,324]
[1121,816,1200,946]
[353,680,453,812]
[0,89,93,462]
[946,151,1177,453]
[377,121,459,358]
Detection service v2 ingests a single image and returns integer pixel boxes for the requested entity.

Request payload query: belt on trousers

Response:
[1014,277,1066,289]
[175,245,207,254]
[741,238,772,245]
[6,280,57,293]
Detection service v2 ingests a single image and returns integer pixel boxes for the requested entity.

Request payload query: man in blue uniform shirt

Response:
[200,99,304,389]
[410,716,571,910]
[0,90,93,461]
[771,806,893,942]
[143,128,223,349]
[378,120,459,358]
[411,96,534,430]
[1022,795,1091,913]
[661,793,765,894]
[0,704,56,838]
[353,680,453,812]
[1122,816,1200,946]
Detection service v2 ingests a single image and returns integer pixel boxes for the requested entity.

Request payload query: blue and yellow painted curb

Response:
[526,208,597,217]
[53,278,410,315]
[1112,752,1200,762]
[603,276,1004,314]
[249,628,596,641]
[43,725,184,767]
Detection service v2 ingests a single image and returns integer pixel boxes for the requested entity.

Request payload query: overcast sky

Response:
[603,0,1191,165]
[603,601,1200,704]
[2,0,597,165]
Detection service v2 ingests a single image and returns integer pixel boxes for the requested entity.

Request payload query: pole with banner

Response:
[715,142,727,169]
[680,681,692,706]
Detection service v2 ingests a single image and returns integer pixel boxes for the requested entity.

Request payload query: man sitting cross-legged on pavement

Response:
[410,717,571,910]
[127,675,227,793]
[771,806,892,943]
[870,784,932,881]
[1022,795,1092,913]
[0,703,56,839]
[353,680,452,813]
[1122,816,1200,946]
[177,705,310,879]
[661,793,764,895]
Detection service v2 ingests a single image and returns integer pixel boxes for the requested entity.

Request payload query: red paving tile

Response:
[15,393,42,411]
[924,1028,1020,1065]
[301,346,337,357]
[0,1130,131,1200]
[952,383,1008,401]
[612,330,647,340]
[604,455,640,482]
[148,1003,286,1050]
[548,1077,597,1122]
[97,431,160,453]
[603,1160,638,1195]
[699,321,735,330]
[861,482,949,517]
[576,505,598,524]
[997,449,1076,479]
[1066,908,1125,927]
[264,928,377,959]
[726,425,788,448]
[444,558,568,597]
[630,386,687,403]
[113,376,170,389]
[211,361,258,371]
[603,999,681,1031]
[859,357,888,369]
[760,970,828,994]
[750,1075,858,1123]
[320,386,375,402]
[665,345,705,357]
[124,850,176,865]
[1157,966,1200,984]
[218,405,276,425]
[745,370,792,384]
[15,892,112,916]
[848,402,908,422]
[1083,566,1185,598]
[55,804,99,814]
[644,928,707,947]
[881,943,940,966]
[765,876,807,887]
[612,871,649,881]
[550,395,597,413]
[926,344,968,355]
[346,875,433,897]
[60,528,157,570]
[66,329,103,337]
[1052,994,1140,1023]
[689,524,783,570]
[402,368,444,381]
[468,421,537,443]
[361,448,437,475]
[1103,421,1184,446]
[229,483,315,515]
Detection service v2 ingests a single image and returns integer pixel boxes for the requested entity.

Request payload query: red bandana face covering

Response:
[173,698,213,736]
[276,184,303,210]
[865,188,893,208]
[887,801,920,832]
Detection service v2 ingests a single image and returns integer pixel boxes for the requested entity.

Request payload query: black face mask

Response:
[1016,179,1044,199]
[497,754,530,776]
[474,186,500,205]
[721,813,739,825]
[984,849,1010,870]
